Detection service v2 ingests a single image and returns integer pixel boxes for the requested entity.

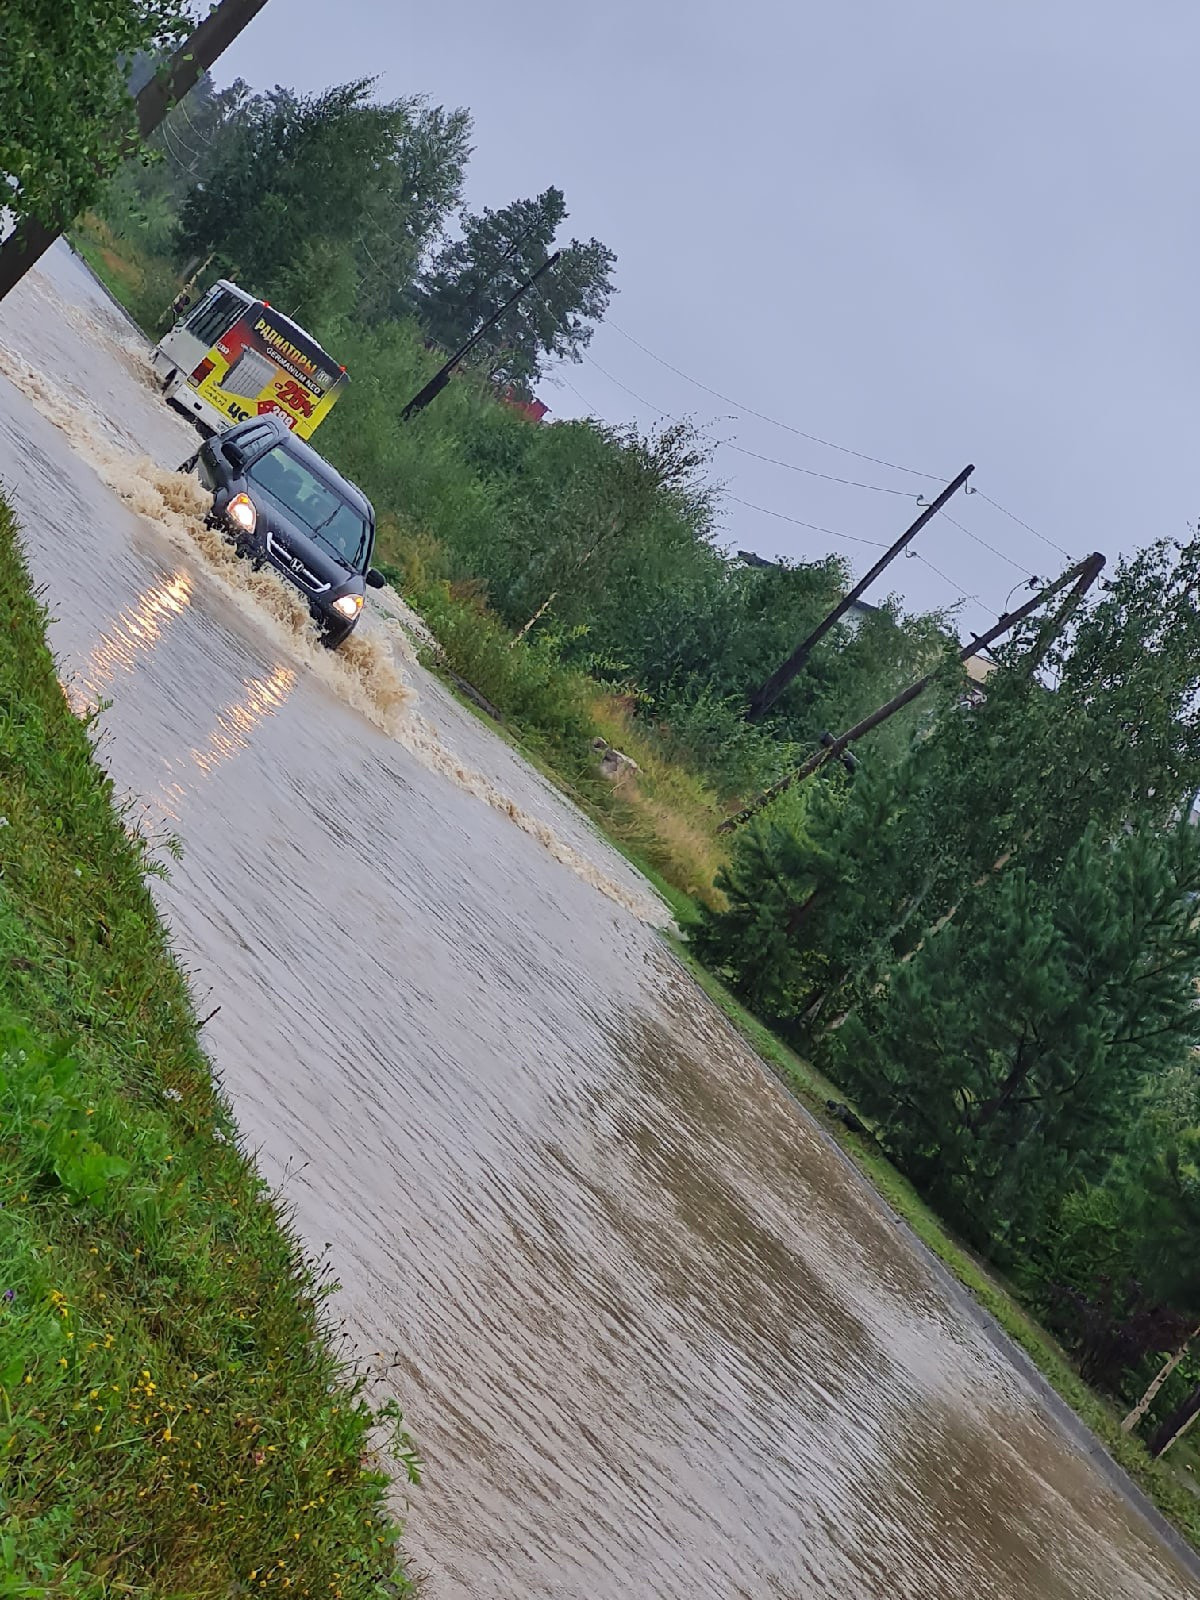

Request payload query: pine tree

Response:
[831,820,1200,1253]
[413,188,616,393]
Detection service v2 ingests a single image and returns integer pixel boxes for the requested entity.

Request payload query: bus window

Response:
[185,289,246,348]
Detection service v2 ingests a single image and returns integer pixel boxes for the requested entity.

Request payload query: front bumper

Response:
[209,501,362,649]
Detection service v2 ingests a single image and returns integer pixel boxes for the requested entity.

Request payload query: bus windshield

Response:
[247,447,370,570]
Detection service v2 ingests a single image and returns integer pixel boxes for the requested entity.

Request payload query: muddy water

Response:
[1,246,1196,1599]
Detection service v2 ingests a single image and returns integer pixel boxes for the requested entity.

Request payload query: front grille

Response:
[265,531,330,594]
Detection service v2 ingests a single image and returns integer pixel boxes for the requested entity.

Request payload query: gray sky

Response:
[219,0,1200,637]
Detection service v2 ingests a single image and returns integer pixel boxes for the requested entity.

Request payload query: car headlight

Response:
[332,594,364,621]
[226,493,256,533]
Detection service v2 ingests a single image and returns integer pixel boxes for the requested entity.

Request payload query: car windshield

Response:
[246,446,370,569]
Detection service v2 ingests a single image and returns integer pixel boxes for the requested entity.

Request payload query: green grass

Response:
[70,216,184,339]
[670,936,1200,1553]
[392,576,729,910]
[0,496,416,1595]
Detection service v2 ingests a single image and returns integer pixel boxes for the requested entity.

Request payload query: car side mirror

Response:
[222,439,246,472]
[365,568,386,590]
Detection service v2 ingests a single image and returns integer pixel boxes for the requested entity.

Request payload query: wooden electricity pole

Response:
[399,252,561,421]
[719,551,1106,833]
[0,0,271,303]
[745,464,975,722]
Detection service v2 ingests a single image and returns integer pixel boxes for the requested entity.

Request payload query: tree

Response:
[698,536,1200,1047]
[175,80,471,327]
[1,0,192,228]
[413,188,616,393]
[99,73,255,258]
[830,819,1200,1253]
[351,103,474,325]
[508,418,711,637]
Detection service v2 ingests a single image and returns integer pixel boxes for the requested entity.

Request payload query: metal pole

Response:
[0,0,271,303]
[745,464,975,722]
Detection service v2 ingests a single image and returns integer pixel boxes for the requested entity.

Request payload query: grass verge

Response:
[387,573,727,912]
[0,493,416,1595]
[70,215,183,337]
[669,935,1200,1554]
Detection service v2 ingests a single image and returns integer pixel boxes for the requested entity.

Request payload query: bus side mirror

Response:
[365,568,386,590]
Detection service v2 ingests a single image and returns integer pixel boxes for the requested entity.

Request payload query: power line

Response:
[160,122,202,171]
[607,317,942,481]
[941,511,1032,577]
[910,552,980,605]
[604,318,1081,567]
[561,369,1007,618]
[175,98,215,150]
[973,488,1072,559]
[724,493,890,550]
[583,352,919,497]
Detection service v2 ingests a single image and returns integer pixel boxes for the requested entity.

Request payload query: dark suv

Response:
[185,417,385,648]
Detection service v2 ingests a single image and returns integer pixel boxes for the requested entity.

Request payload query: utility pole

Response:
[0,0,271,304]
[399,252,560,421]
[1019,553,1104,675]
[745,464,975,722]
[719,551,1105,833]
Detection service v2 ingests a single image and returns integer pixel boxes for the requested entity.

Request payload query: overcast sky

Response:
[218,0,1200,637]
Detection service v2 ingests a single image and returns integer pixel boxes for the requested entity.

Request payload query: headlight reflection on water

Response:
[65,570,194,714]
[156,665,297,821]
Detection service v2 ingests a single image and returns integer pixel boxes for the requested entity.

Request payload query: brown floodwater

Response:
[0,246,1196,1599]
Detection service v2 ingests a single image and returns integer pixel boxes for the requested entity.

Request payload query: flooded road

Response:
[1,246,1196,1598]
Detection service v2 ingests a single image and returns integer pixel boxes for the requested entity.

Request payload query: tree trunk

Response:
[511,517,616,645]
[897,848,1016,968]
[1122,1326,1199,1434]
[968,1037,1034,1132]
[1146,1381,1200,1458]
[785,888,823,937]
[511,589,558,646]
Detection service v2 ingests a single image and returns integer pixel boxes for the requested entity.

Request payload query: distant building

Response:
[499,387,548,423]
[964,653,996,686]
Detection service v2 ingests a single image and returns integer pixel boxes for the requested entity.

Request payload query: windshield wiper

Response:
[312,509,367,568]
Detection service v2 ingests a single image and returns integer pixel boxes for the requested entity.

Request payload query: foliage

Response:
[175,79,471,330]
[0,1,192,228]
[702,536,1200,1044]
[0,495,416,1593]
[405,570,729,905]
[831,821,1200,1254]
[413,187,617,391]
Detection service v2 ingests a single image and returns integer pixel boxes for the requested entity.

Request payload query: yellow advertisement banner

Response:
[189,312,346,440]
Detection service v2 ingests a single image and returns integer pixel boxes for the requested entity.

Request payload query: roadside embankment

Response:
[0,492,415,1596]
